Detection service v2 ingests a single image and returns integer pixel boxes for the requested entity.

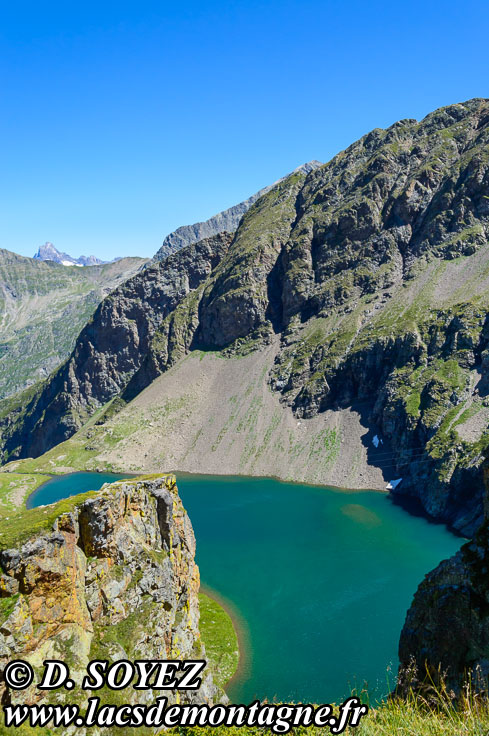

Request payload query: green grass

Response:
[163,694,489,735]
[199,592,239,689]
[0,471,51,516]
[0,488,99,551]
[0,472,172,550]
[0,397,126,475]
[0,592,20,623]
[90,597,155,663]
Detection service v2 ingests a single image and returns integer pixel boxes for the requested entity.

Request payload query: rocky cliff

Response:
[397,458,489,694]
[3,99,489,535]
[0,475,220,717]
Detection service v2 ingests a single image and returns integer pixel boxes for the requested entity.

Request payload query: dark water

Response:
[26,472,131,508]
[28,471,463,705]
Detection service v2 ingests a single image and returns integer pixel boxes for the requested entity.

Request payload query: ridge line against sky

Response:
[1,0,488,261]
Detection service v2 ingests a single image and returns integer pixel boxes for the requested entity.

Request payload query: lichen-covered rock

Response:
[0,475,221,712]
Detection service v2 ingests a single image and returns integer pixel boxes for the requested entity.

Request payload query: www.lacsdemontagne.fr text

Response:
[4,697,368,733]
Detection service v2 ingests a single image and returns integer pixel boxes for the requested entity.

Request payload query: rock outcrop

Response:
[0,475,220,714]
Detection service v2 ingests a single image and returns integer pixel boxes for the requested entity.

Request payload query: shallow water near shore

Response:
[26,471,131,507]
[28,471,462,705]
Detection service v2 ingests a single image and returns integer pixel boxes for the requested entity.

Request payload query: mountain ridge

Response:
[33,241,107,266]
[153,161,322,261]
[2,98,489,539]
[0,249,148,398]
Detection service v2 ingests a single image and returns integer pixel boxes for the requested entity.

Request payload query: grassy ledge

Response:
[198,592,239,689]
[0,488,100,551]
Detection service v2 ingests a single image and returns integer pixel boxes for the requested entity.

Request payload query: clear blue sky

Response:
[1,0,488,261]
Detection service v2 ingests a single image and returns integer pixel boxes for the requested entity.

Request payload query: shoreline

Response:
[24,470,134,509]
[3,463,389,495]
[199,582,252,698]
[8,463,390,517]
[171,468,388,495]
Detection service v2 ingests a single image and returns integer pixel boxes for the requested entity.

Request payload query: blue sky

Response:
[1,1,488,261]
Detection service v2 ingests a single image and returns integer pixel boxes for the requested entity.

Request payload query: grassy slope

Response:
[0,472,179,551]
[0,485,102,551]
[0,250,147,398]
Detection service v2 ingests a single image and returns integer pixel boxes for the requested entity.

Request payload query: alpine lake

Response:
[28,471,462,705]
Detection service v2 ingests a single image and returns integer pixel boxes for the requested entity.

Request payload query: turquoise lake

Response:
[28,471,463,705]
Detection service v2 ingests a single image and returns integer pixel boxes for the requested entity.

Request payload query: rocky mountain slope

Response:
[0,475,222,721]
[0,233,232,457]
[153,161,322,261]
[2,98,489,538]
[0,250,147,398]
[34,241,105,266]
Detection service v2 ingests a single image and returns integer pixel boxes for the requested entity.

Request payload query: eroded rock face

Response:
[0,476,220,708]
[398,546,489,694]
[0,232,233,459]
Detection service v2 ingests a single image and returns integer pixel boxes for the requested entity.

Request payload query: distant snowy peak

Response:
[33,242,106,267]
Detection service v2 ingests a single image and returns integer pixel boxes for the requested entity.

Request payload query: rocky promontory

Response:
[0,475,222,715]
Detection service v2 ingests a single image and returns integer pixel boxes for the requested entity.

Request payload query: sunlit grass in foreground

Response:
[169,674,489,736]
[167,692,489,736]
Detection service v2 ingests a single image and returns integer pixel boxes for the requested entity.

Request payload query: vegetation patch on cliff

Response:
[199,592,239,689]
[0,488,99,550]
